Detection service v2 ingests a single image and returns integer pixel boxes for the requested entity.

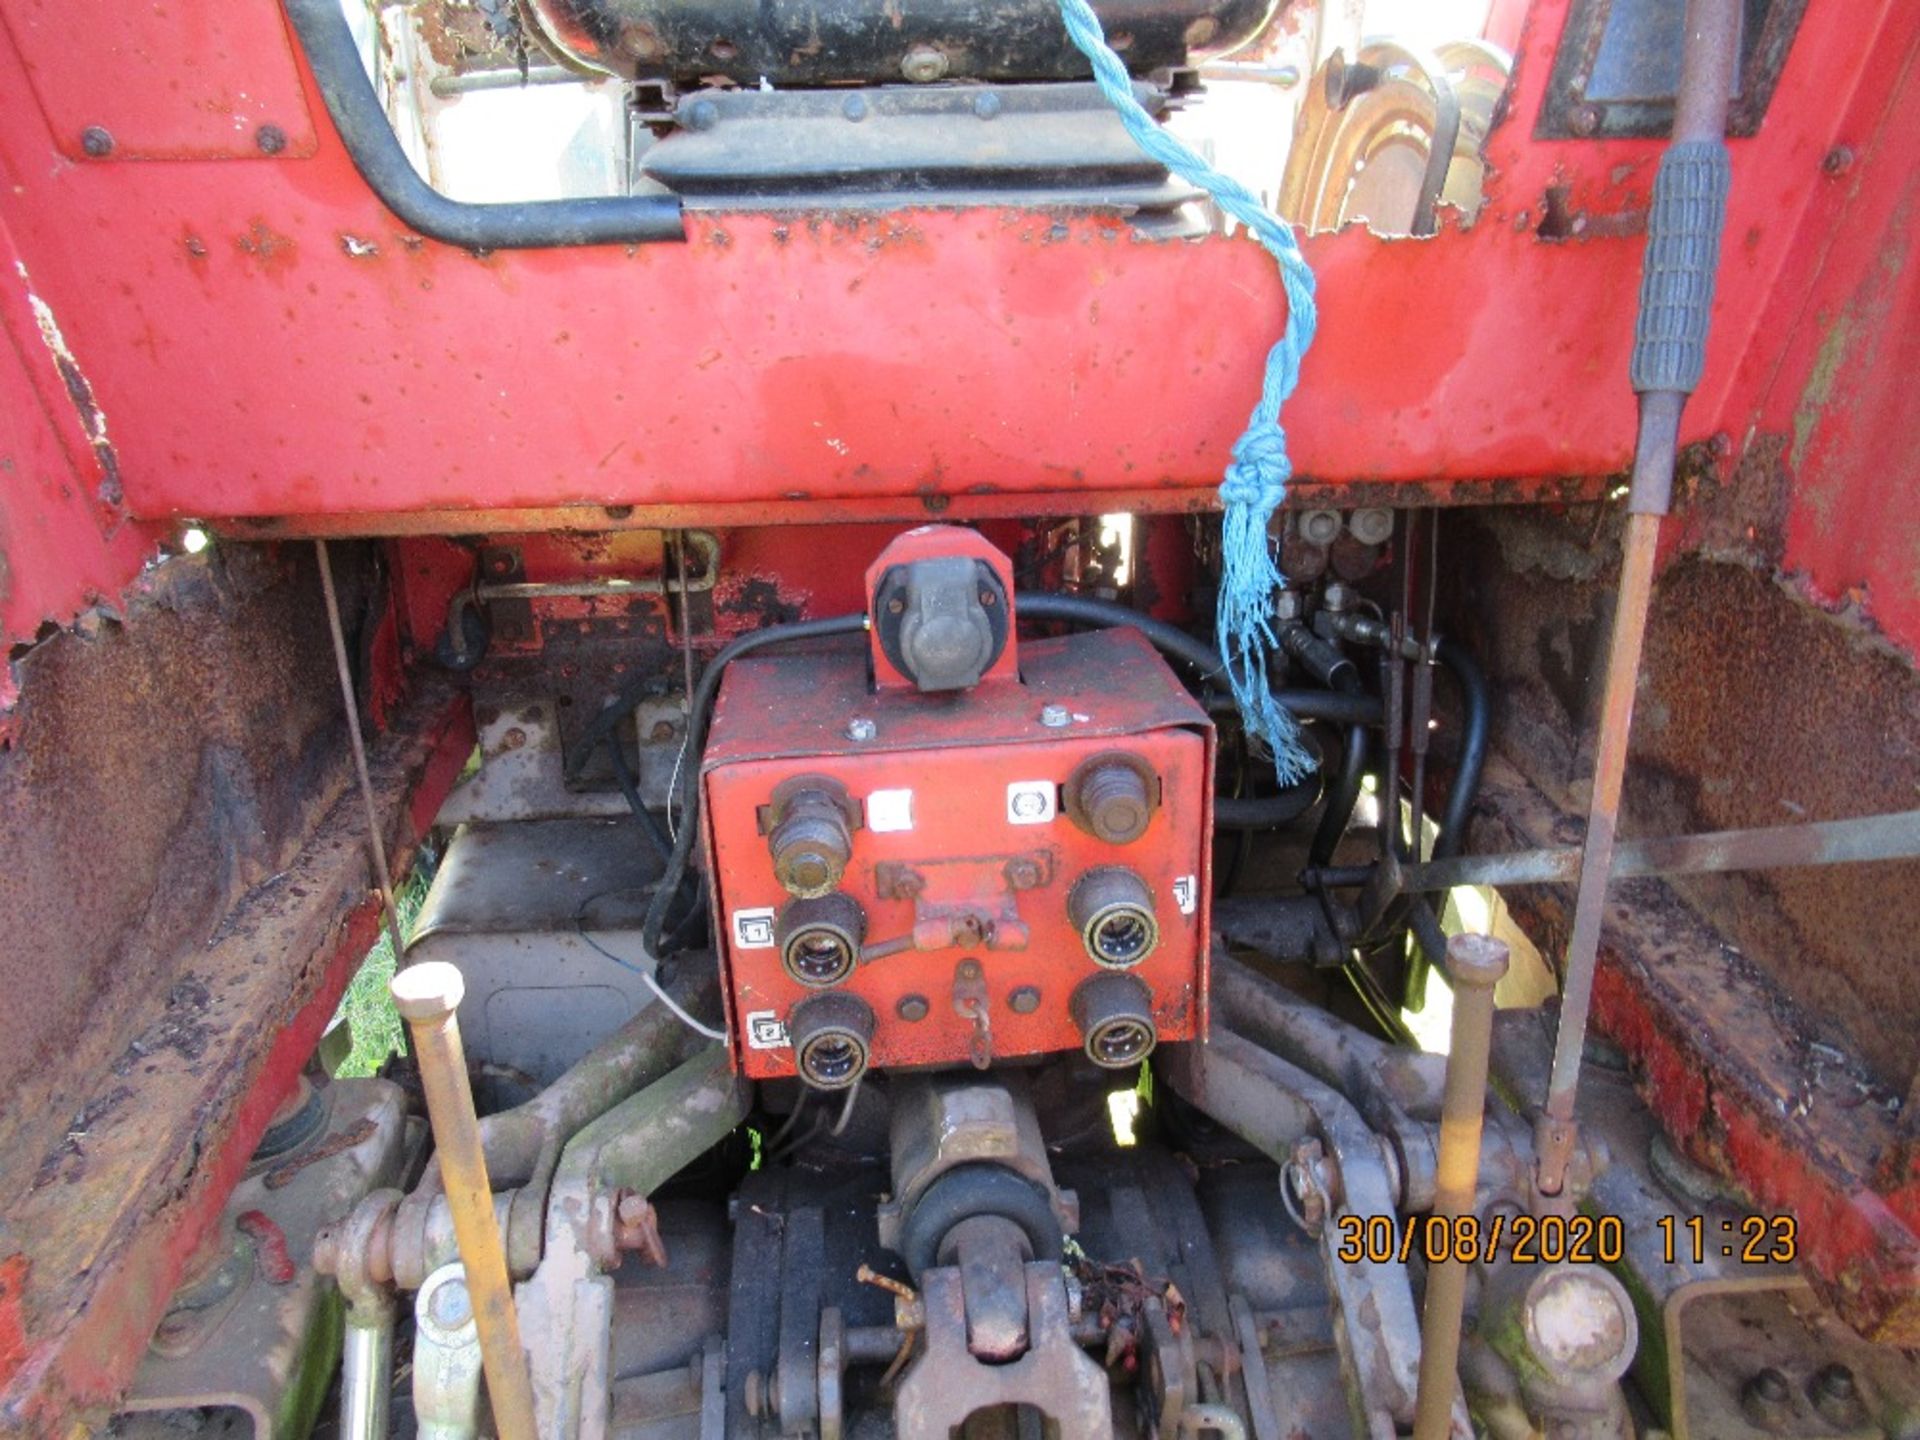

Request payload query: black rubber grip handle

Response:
[1630,139,1731,395]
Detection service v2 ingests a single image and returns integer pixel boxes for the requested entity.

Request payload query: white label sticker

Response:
[744,1010,790,1050]
[1006,780,1057,826]
[1173,876,1198,916]
[732,907,777,949]
[867,788,915,834]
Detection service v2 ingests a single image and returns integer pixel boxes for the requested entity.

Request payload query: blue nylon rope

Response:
[1057,0,1319,783]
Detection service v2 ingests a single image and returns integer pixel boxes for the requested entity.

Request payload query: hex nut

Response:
[900,44,949,82]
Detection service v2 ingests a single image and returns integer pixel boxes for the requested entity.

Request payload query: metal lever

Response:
[391,963,541,1440]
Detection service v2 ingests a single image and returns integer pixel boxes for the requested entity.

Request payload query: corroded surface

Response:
[0,543,471,1433]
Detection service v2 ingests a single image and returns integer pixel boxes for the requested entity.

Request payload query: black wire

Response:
[640,613,870,959]
[608,734,673,863]
[607,734,709,948]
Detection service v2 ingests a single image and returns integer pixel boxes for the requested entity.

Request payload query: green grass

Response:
[331,866,434,1078]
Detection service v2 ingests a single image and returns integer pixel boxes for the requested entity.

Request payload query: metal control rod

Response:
[1535,0,1743,1198]
[1324,807,1920,895]
[1411,935,1509,1440]
[392,963,541,1440]
[340,1305,396,1440]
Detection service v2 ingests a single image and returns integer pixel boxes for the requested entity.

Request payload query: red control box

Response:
[701,623,1214,1085]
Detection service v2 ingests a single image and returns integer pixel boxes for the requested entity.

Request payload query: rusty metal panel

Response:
[0,213,160,672]
[0,543,471,1433]
[0,2,1904,531]
[702,628,1213,1079]
[1465,753,1920,1344]
[1,0,317,161]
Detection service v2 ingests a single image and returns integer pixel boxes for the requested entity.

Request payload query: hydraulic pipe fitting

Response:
[777,892,867,987]
[1070,973,1157,1069]
[766,775,859,898]
[1064,752,1158,845]
[389,962,540,1440]
[789,991,877,1090]
[1068,867,1160,968]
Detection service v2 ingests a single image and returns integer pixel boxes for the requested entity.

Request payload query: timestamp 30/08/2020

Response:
[1331,1213,1799,1267]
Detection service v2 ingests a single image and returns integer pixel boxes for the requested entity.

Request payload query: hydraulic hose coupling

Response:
[1064,752,1159,845]
[776,892,867,987]
[1068,866,1160,968]
[789,991,877,1090]
[1071,972,1157,1069]
[766,775,859,898]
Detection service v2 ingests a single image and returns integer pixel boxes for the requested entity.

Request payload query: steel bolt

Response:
[846,717,877,742]
[1810,1364,1856,1403]
[900,44,949,83]
[897,994,930,1022]
[426,1274,474,1329]
[255,124,288,155]
[1568,103,1602,137]
[80,126,114,158]
[1822,146,1855,177]
[1808,1362,1865,1425]
[842,94,868,123]
[1741,1366,1794,1428]
[1009,986,1041,1014]
[1299,509,1342,546]
[686,99,719,132]
[973,92,1002,120]
[1004,857,1044,890]
[1040,703,1071,728]
[1348,507,1395,546]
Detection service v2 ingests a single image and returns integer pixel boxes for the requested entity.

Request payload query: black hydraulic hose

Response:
[1017,592,1385,726]
[1214,778,1322,830]
[1430,636,1488,861]
[1205,691,1380,726]
[1292,612,1375,868]
[283,0,686,248]
[1015,592,1226,679]
[641,614,869,958]
[1308,702,1371,867]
